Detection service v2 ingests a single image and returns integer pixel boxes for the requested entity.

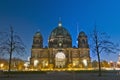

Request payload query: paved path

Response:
[0,71,120,80]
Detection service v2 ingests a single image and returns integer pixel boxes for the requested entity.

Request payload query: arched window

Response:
[82,39,85,44]
[35,40,39,43]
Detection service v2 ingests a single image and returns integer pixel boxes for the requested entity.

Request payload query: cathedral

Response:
[30,21,91,71]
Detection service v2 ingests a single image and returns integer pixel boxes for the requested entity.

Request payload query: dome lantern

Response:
[58,17,62,27]
[58,21,62,27]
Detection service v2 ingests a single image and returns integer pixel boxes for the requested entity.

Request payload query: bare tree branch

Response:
[90,26,120,76]
[0,26,26,73]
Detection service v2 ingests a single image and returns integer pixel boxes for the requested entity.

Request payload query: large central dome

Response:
[49,21,72,48]
[49,22,71,39]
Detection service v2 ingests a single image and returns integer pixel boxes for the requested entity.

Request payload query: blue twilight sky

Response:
[0,0,120,61]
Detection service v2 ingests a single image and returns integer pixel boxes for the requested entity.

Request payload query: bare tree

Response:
[0,26,25,72]
[91,26,119,76]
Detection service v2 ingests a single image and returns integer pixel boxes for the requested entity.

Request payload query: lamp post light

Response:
[73,62,76,67]
[117,61,120,68]
[0,63,4,70]
[45,62,48,66]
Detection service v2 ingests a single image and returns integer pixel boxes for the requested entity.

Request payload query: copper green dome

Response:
[50,27,71,39]
[49,22,72,48]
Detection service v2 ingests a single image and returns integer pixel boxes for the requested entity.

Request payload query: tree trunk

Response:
[97,51,101,76]
[8,52,12,73]
[8,27,13,75]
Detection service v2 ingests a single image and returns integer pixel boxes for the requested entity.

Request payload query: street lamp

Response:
[117,61,120,67]
[0,63,4,70]
[73,62,76,67]
[45,62,48,66]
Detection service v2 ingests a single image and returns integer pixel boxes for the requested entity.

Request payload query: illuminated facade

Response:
[30,21,91,71]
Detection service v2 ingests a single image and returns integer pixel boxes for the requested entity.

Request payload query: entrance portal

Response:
[55,52,66,68]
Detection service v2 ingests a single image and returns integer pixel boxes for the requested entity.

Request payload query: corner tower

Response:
[78,31,89,48]
[32,32,43,48]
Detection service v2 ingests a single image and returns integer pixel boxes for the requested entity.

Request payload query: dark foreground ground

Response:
[0,70,120,80]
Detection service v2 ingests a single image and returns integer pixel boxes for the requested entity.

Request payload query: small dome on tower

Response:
[79,31,87,37]
[34,32,42,37]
